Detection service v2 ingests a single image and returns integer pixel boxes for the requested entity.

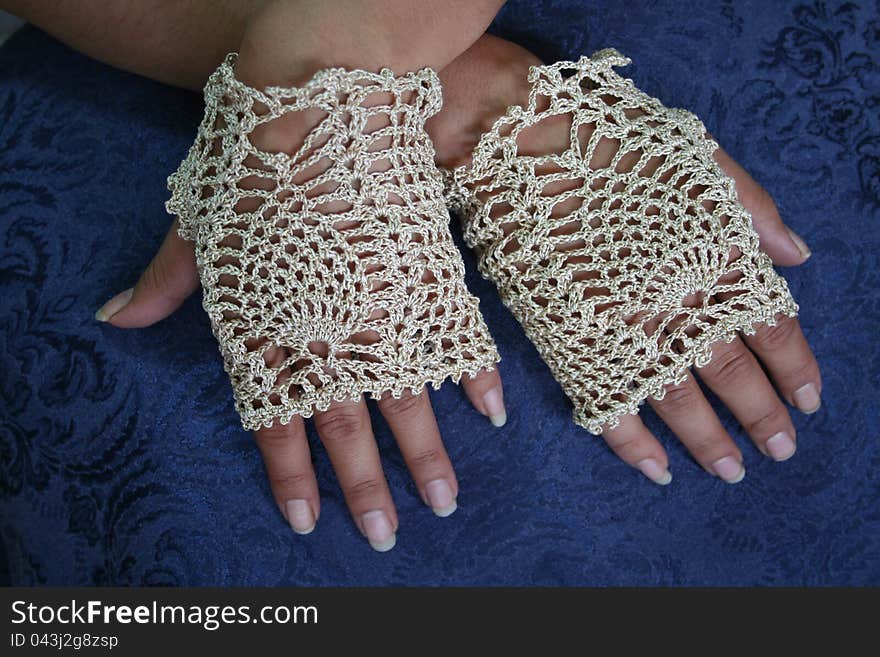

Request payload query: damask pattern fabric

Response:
[1,0,878,585]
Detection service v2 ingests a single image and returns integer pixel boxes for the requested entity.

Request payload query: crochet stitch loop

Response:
[449,48,798,435]
[167,54,499,430]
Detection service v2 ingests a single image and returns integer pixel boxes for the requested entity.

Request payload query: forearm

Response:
[1,0,505,91]
[235,0,506,88]
[1,0,267,90]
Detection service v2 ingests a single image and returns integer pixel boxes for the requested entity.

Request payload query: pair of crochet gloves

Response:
[167,49,797,435]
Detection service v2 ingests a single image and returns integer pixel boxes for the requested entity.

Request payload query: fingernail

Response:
[424,478,457,517]
[711,456,746,484]
[482,387,507,427]
[285,499,315,535]
[95,288,133,322]
[636,459,672,485]
[785,227,811,260]
[793,383,821,414]
[361,510,396,552]
[765,431,797,462]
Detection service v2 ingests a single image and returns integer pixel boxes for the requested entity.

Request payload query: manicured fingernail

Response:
[361,510,396,552]
[765,432,796,462]
[793,383,821,414]
[482,387,507,427]
[95,288,133,322]
[285,499,315,535]
[711,456,746,483]
[636,459,672,485]
[424,479,457,517]
[785,227,811,260]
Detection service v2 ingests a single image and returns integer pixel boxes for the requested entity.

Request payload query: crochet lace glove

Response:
[447,48,797,435]
[167,55,499,430]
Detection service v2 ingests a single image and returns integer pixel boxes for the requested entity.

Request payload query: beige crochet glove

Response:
[447,48,797,435]
[167,55,499,430]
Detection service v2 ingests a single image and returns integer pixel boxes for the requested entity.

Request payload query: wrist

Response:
[237,4,393,88]
[236,0,505,89]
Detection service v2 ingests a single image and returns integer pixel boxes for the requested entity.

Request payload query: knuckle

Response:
[704,345,754,386]
[602,428,641,451]
[685,433,717,453]
[381,391,425,417]
[745,406,789,439]
[784,358,821,387]
[609,435,645,458]
[658,382,698,412]
[314,407,367,442]
[255,424,299,448]
[141,256,172,295]
[754,185,780,220]
[465,368,496,387]
[409,448,442,468]
[268,470,312,492]
[751,316,797,351]
[345,477,384,500]
[142,254,190,303]
[691,435,738,461]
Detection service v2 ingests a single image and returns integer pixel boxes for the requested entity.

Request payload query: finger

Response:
[254,415,320,535]
[460,368,507,427]
[743,314,822,415]
[95,219,199,328]
[696,337,798,461]
[377,389,459,517]
[649,373,746,483]
[601,414,672,485]
[714,146,810,266]
[314,398,398,552]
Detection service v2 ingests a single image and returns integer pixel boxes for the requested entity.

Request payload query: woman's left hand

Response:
[429,35,822,485]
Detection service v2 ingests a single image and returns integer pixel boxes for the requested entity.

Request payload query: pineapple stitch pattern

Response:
[448,49,797,434]
[167,55,499,430]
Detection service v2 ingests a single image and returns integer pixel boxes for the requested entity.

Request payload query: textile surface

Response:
[167,57,499,430]
[1,0,878,585]
[450,49,798,434]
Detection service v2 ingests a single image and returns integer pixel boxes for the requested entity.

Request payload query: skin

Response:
[3,2,822,549]
[6,0,508,551]
[431,36,821,486]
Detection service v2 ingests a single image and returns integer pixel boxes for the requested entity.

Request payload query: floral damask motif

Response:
[0,217,51,291]
[807,88,867,144]
[866,19,880,48]
[728,79,803,138]
[0,525,46,585]
[0,344,31,418]
[763,1,862,86]
[0,419,54,495]
[761,1,879,206]
[720,0,745,36]
[64,486,102,546]
[857,136,880,207]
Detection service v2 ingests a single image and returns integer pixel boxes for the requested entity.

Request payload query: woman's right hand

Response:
[96,1,507,552]
[98,215,504,552]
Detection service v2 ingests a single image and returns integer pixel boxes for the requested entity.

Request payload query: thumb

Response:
[714,146,811,267]
[96,219,199,328]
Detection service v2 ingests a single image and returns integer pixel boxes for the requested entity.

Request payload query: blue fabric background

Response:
[1,0,878,585]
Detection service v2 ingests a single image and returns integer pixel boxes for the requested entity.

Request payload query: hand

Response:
[601,145,821,484]
[429,35,822,484]
[98,216,505,549]
[95,2,507,551]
